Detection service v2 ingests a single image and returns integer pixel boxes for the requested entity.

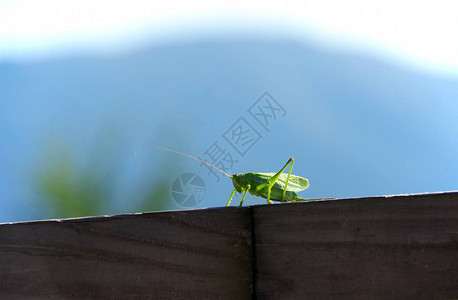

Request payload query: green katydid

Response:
[135,145,315,207]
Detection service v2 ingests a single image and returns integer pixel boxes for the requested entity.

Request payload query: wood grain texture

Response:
[0,207,253,299]
[253,192,458,300]
[0,192,457,299]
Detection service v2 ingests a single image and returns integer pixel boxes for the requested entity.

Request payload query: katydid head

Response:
[231,173,248,193]
[135,145,232,179]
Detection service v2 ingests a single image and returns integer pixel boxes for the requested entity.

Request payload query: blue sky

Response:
[1,0,458,75]
[1,1,457,223]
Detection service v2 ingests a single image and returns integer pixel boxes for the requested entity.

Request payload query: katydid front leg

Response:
[226,185,251,207]
[255,158,294,204]
[226,189,237,206]
[239,184,250,207]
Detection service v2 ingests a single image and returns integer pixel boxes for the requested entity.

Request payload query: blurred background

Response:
[1,0,457,223]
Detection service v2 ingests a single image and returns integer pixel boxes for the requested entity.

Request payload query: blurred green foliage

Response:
[34,139,176,219]
[37,152,108,217]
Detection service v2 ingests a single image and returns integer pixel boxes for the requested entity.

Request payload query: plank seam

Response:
[250,206,257,300]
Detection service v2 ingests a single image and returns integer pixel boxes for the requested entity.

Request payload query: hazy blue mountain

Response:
[1,38,457,222]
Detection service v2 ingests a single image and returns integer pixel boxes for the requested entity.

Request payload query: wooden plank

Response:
[1,192,457,299]
[0,207,253,299]
[253,192,458,299]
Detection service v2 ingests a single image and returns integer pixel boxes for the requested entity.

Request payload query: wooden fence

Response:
[0,192,457,299]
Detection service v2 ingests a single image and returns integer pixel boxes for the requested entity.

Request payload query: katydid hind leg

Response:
[255,157,294,202]
[282,158,294,201]
[255,158,293,193]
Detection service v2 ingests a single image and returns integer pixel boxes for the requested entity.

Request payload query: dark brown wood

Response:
[0,207,253,299]
[0,192,457,299]
[253,192,458,300]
